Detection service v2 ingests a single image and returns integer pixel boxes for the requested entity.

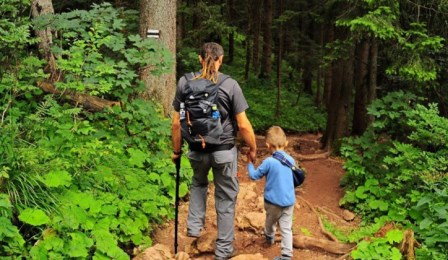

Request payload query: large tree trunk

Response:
[31,0,57,78]
[322,31,354,152]
[259,0,272,79]
[352,39,370,136]
[139,0,177,116]
[322,24,334,110]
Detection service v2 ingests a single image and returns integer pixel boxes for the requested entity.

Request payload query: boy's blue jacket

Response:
[247,150,296,207]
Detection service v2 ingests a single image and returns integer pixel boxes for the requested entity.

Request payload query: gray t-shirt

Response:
[172,72,249,145]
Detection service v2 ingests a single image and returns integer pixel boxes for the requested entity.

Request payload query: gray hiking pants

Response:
[265,201,294,257]
[186,146,238,258]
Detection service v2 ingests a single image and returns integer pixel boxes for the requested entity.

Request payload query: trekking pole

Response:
[174,156,181,255]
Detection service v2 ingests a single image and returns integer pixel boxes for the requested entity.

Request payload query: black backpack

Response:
[179,73,230,150]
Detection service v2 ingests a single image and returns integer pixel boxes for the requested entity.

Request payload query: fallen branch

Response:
[298,196,339,242]
[38,81,120,112]
[317,206,347,224]
[293,235,355,255]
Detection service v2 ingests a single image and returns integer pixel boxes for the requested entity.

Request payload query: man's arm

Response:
[235,111,257,163]
[171,111,182,162]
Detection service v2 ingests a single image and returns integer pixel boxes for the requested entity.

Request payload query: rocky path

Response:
[135,133,358,260]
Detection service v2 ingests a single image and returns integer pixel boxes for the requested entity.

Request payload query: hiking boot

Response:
[265,235,274,245]
[273,255,292,260]
[186,232,200,238]
[215,248,238,260]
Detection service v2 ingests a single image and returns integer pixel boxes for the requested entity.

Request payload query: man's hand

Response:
[172,153,181,164]
[248,149,256,164]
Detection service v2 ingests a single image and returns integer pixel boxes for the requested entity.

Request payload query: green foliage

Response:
[336,0,444,83]
[340,91,448,257]
[351,229,403,260]
[243,76,326,133]
[0,2,187,259]
[34,3,173,99]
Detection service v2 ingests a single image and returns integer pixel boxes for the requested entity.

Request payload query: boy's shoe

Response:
[273,255,291,260]
[265,235,274,245]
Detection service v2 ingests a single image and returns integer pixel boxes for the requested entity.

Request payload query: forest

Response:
[0,0,447,259]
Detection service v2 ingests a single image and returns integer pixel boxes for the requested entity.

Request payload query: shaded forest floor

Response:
[150,133,359,259]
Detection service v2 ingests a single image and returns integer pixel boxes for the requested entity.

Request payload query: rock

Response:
[133,244,172,260]
[175,251,190,260]
[196,231,216,253]
[231,253,269,260]
[342,209,355,222]
[237,212,265,233]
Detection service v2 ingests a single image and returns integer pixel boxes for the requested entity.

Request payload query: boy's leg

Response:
[211,147,239,259]
[278,205,294,257]
[186,151,211,237]
[264,201,282,243]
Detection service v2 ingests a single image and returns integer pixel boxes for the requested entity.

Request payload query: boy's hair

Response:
[265,126,287,148]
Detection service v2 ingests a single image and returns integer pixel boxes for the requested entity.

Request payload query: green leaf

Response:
[19,208,50,226]
[42,170,72,187]
[128,148,147,167]
[355,186,368,199]
[66,232,93,258]
[386,229,403,244]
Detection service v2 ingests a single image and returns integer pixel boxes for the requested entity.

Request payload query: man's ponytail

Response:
[194,42,224,83]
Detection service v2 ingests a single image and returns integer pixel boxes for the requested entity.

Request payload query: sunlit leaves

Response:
[19,208,50,226]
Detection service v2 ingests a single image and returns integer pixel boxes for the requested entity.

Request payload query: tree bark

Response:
[251,0,261,72]
[259,0,272,79]
[31,0,57,78]
[322,31,354,152]
[293,236,355,255]
[275,0,284,118]
[368,36,378,123]
[227,0,235,64]
[323,24,334,110]
[352,39,370,136]
[244,0,252,80]
[139,0,177,116]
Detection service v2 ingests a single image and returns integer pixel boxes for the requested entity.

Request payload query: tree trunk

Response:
[139,0,177,116]
[275,0,284,118]
[259,0,272,79]
[31,0,57,78]
[227,0,235,64]
[368,36,378,123]
[322,24,334,110]
[251,0,261,73]
[322,32,354,152]
[244,0,252,80]
[352,39,370,136]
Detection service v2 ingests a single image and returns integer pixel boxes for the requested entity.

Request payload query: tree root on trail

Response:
[293,235,355,255]
[296,152,330,161]
[298,196,339,242]
[38,81,121,112]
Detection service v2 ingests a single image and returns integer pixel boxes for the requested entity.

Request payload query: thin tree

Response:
[259,0,272,79]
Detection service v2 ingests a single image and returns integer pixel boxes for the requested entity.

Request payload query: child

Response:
[247,126,295,260]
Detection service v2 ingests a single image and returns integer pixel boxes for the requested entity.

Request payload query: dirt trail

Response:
[151,133,357,260]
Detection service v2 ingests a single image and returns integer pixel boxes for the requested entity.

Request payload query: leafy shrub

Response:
[0,2,189,259]
[340,91,448,257]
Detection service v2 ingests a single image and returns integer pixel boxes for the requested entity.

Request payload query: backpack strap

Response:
[272,152,295,169]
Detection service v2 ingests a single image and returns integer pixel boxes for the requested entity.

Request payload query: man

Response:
[171,42,257,259]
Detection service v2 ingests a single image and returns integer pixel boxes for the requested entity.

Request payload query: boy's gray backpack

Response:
[180,73,230,150]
